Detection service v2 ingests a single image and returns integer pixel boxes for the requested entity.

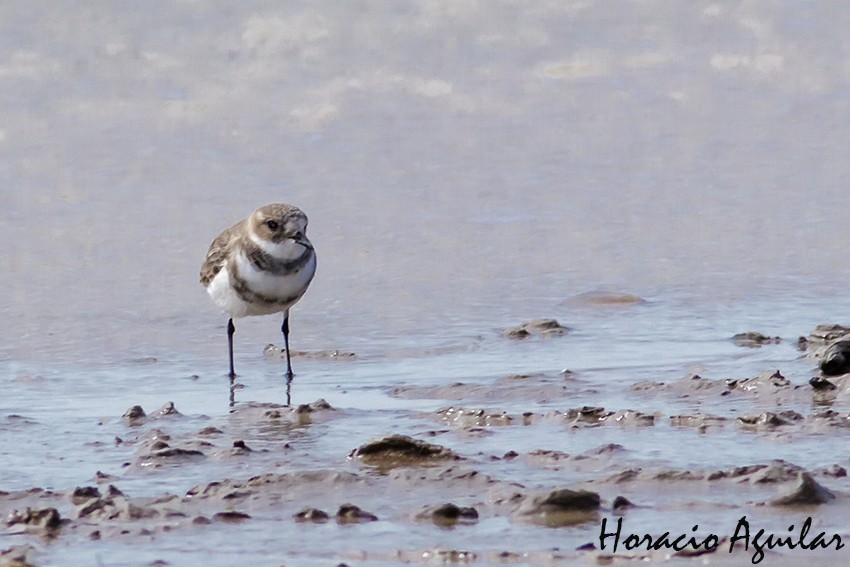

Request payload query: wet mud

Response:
[4,323,850,565]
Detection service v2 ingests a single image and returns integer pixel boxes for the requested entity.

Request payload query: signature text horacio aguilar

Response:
[599,516,843,564]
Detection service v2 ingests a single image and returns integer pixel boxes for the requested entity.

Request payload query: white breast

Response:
[206,263,254,318]
[234,249,316,301]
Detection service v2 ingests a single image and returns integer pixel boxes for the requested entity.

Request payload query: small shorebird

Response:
[200,203,317,380]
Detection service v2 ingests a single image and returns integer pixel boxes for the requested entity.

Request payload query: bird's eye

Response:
[266,220,279,230]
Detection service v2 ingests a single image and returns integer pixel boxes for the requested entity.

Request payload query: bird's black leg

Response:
[227,318,236,379]
[282,311,294,380]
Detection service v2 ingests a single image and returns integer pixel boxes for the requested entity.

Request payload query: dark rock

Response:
[349,434,459,468]
[335,504,378,524]
[770,473,835,506]
[294,508,329,523]
[232,440,252,451]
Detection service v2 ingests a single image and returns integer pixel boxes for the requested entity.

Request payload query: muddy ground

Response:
[4,319,850,566]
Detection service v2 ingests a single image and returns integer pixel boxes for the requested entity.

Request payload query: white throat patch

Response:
[248,229,301,260]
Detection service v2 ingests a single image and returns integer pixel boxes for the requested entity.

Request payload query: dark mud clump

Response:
[121,402,181,426]
[134,445,206,468]
[70,487,101,505]
[514,488,600,527]
[213,511,251,523]
[732,332,781,347]
[803,324,850,375]
[293,508,329,523]
[6,507,64,534]
[809,376,837,391]
[122,405,146,426]
[770,473,835,506]
[502,319,570,339]
[416,503,479,527]
[349,435,460,468]
[818,338,850,376]
[150,402,181,418]
[335,504,378,524]
[737,410,804,429]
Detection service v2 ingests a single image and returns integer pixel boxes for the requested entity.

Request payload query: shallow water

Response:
[3,1,850,565]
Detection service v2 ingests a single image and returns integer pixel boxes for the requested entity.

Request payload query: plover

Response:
[200,203,316,380]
